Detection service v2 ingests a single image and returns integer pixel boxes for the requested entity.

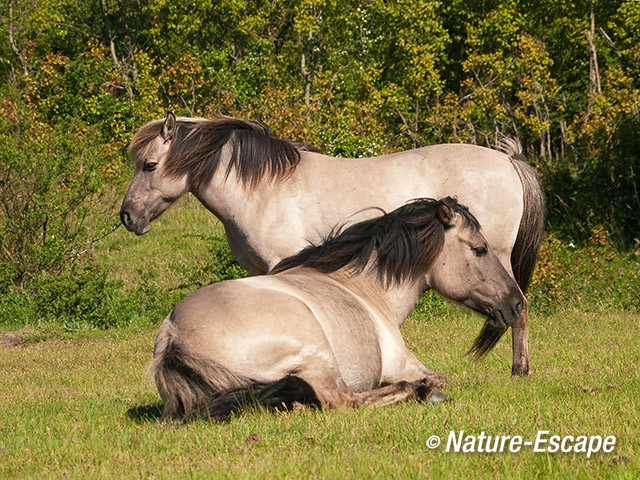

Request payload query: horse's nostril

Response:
[511,296,523,317]
[120,210,131,226]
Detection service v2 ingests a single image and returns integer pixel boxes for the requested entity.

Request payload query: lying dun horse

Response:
[152,197,524,420]
[122,114,544,375]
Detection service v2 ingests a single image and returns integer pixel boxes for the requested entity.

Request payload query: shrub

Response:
[528,230,640,314]
[33,267,120,329]
[0,100,118,291]
[0,266,175,331]
[176,237,248,292]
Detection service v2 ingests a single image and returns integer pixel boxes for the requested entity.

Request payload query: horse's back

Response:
[292,144,525,263]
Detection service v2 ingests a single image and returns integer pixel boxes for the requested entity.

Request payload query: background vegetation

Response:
[1,0,639,329]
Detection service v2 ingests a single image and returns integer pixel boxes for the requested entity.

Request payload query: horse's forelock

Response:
[129,120,163,167]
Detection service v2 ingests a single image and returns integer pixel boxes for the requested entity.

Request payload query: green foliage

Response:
[0,100,117,290]
[0,266,176,331]
[312,112,386,158]
[34,267,121,329]
[177,236,248,292]
[529,231,640,314]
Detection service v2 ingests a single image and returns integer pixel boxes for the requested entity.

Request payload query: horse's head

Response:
[425,200,524,330]
[120,112,187,235]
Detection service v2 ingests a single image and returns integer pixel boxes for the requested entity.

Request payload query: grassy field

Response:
[1,311,638,478]
[1,197,639,479]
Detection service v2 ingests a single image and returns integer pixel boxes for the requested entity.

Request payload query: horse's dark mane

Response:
[271,197,479,286]
[129,117,320,193]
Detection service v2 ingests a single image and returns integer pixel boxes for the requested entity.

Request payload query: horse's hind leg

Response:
[499,254,530,376]
[511,296,530,376]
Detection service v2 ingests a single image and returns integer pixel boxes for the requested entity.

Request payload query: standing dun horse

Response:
[152,197,524,420]
[121,113,544,375]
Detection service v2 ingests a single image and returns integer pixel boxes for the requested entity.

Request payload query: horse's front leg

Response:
[511,296,530,376]
[353,382,430,407]
[316,380,443,409]
[298,367,448,411]
[380,351,451,402]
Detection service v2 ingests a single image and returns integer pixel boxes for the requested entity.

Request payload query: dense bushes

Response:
[0,101,128,330]
[0,101,117,290]
[529,231,640,314]
[0,267,174,331]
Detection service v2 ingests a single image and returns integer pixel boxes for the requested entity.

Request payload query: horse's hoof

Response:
[291,401,307,411]
[429,390,453,403]
[511,366,530,377]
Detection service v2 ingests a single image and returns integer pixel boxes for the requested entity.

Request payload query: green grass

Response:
[97,193,228,292]
[1,310,638,479]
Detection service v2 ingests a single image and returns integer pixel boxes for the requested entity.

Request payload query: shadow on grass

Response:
[127,403,164,423]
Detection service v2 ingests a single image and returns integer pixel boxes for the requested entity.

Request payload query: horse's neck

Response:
[329,270,426,328]
[190,144,241,221]
[192,149,333,223]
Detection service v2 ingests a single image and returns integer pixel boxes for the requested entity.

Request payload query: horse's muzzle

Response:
[120,209,150,235]
[492,292,524,328]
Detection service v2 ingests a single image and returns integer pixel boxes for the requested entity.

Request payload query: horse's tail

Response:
[151,321,318,421]
[151,321,252,420]
[468,139,544,359]
[199,376,319,421]
[500,137,545,294]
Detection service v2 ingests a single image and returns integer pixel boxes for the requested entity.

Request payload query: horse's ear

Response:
[437,203,455,226]
[161,112,177,142]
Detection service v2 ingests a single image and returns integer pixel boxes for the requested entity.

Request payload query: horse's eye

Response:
[472,246,487,257]
[143,162,158,172]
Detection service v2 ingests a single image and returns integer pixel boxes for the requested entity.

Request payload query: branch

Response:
[394,107,418,148]
[100,0,120,69]
[586,4,602,95]
[8,1,28,76]
[100,0,134,104]
[598,27,622,58]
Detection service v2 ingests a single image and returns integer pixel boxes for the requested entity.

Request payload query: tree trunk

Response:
[100,0,134,104]
[300,29,313,123]
[586,4,602,95]
[8,1,29,76]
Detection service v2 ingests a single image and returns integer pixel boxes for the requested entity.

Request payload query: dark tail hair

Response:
[199,376,319,421]
[468,323,508,358]
[151,326,318,421]
[504,138,545,294]
[468,138,545,358]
